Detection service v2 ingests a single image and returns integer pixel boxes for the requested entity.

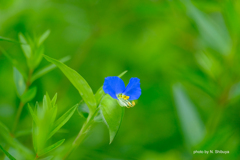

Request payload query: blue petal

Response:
[122,78,141,100]
[103,76,125,99]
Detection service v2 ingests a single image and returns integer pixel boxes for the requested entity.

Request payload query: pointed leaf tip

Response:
[43,55,96,114]
[0,145,16,160]
[48,104,78,139]
[38,139,65,157]
[100,95,125,144]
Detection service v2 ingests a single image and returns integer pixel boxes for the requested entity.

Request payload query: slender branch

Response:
[63,108,99,159]
[0,70,34,160]
[11,102,24,133]
[11,69,33,133]
[34,154,39,160]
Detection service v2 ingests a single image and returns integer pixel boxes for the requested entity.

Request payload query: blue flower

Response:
[103,76,141,108]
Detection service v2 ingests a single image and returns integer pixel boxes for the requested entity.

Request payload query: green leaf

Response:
[77,100,103,122]
[173,83,205,147]
[19,33,32,58]
[48,104,78,139]
[30,102,38,152]
[28,104,38,124]
[1,48,27,80]
[13,67,26,96]
[32,118,38,153]
[181,0,231,55]
[43,93,51,112]
[15,129,32,138]
[77,100,89,118]
[39,156,53,160]
[117,70,128,78]
[0,145,16,160]
[31,56,71,83]
[0,121,33,158]
[38,139,65,157]
[95,87,106,106]
[0,121,11,146]
[38,30,51,46]
[95,70,128,105]
[100,95,125,144]
[44,55,96,114]
[0,121,10,134]
[21,87,37,104]
[30,45,44,70]
[198,128,233,151]
[51,93,58,106]
[0,36,21,44]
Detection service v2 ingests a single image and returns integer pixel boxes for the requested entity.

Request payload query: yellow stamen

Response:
[122,95,126,99]
[119,95,122,98]
[131,101,135,107]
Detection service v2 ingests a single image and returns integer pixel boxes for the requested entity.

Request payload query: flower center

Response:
[119,94,129,100]
[117,94,135,108]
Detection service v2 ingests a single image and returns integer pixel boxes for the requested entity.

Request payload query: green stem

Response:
[11,102,24,133]
[63,108,99,159]
[34,154,38,160]
[1,70,34,160]
[11,69,33,133]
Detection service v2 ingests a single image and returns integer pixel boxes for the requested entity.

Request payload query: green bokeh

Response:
[0,0,240,159]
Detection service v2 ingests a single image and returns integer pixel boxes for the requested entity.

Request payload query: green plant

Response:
[0,32,139,159]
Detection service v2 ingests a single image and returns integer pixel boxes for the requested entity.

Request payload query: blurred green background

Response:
[1,0,240,159]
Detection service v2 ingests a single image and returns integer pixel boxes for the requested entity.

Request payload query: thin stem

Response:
[1,70,34,160]
[63,109,99,159]
[34,154,38,160]
[11,69,33,133]
[26,69,33,89]
[11,102,24,133]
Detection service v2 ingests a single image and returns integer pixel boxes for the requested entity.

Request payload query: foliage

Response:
[1,0,240,160]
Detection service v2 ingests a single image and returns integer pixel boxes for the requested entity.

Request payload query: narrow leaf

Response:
[44,55,96,114]
[0,145,16,160]
[43,93,51,112]
[117,70,128,78]
[15,129,32,138]
[38,30,51,46]
[32,118,38,153]
[0,127,33,159]
[181,0,231,55]
[39,156,53,160]
[77,101,102,122]
[100,95,124,144]
[173,84,205,147]
[30,45,44,69]
[32,102,38,152]
[21,87,37,104]
[19,33,31,58]
[31,56,71,82]
[38,139,65,157]
[0,121,33,158]
[48,104,78,139]
[95,87,105,106]
[13,67,26,96]
[0,121,10,134]
[77,100,89,118]
[51,93,58,106]
[0,36,21,44]
[28,104,38,124]
[1,48,27,79]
